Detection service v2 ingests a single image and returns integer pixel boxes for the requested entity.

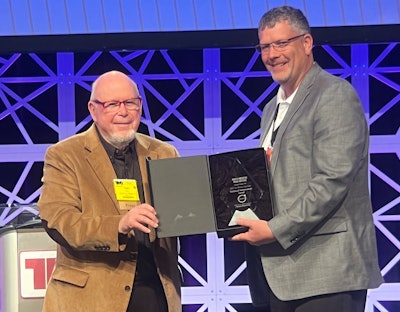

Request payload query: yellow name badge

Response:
[113,179,141,211]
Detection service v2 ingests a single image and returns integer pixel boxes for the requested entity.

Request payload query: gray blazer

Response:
[246,63,384,304]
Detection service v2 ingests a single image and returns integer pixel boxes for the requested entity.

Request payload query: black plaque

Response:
[209,148,273,237]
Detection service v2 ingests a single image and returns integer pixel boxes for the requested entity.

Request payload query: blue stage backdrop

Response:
[0,41,399,311]
[0,0,399,311]
[0,0,399,36]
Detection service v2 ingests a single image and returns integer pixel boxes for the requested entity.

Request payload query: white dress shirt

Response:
[262,86,299,149]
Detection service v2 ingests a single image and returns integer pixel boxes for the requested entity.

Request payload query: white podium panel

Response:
[0,227,56,312]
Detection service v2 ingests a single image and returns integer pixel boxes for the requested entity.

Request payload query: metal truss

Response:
[0,42,399,311]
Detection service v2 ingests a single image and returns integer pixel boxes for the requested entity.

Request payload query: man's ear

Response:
[303,33,313,55]
[88,101,96,121]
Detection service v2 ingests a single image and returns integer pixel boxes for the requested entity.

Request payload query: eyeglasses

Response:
[92,97,142,112]
[255,34,306,53]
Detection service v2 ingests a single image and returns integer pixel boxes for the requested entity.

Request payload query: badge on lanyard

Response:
[113,179,141,211]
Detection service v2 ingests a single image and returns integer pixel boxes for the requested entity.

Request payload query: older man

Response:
[38,71,181,312]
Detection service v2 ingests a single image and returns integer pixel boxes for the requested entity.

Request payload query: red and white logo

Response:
[19,250,56,298]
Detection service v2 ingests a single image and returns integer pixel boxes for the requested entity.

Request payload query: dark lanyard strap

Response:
[270,103,280,146]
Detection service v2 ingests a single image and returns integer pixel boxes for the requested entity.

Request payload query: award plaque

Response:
[209,148,273,237]
[147,148,273,238]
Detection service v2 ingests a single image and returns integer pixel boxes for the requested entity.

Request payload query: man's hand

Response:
[230,218,276,246]
[118,203,159,234]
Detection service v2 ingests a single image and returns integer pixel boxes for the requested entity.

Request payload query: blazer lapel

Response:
[259,97,279,146]
[84,125,120,214]
[269,63,321,175]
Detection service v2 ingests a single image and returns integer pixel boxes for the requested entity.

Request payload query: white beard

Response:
[108,130,136,148]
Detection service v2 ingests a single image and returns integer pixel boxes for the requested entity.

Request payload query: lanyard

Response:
[270,103,280,147]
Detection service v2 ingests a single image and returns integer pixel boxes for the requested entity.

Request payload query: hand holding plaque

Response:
[147,148,273,238]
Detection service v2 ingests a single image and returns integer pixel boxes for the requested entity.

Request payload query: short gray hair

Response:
[258,6,310,35]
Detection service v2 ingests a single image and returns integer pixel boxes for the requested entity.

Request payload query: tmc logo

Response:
[19,250,56,298]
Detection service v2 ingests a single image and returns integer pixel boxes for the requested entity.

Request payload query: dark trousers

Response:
[126,241,169,312]
[127,281,168,312]
[269,289,367,312]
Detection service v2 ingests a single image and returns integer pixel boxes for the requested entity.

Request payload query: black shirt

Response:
[98,133,159,283]
[97,130,168,312]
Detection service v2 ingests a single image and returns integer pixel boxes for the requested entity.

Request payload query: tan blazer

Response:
[38,124,181,312]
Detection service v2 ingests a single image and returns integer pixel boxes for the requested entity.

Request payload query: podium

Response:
[0,204,57,312]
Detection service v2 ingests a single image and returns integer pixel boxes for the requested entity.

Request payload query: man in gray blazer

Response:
[231,6,383,312]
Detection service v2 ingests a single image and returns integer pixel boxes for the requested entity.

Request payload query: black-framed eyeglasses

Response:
[255,34,306,53]
[92,97,142,112]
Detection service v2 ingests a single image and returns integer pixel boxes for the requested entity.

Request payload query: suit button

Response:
[125,285,131,291]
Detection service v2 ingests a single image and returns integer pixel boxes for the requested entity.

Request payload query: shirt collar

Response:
[277,86,299,105]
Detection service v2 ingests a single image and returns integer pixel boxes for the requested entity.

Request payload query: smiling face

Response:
[259,20,314,97]
[88,71,142,149]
